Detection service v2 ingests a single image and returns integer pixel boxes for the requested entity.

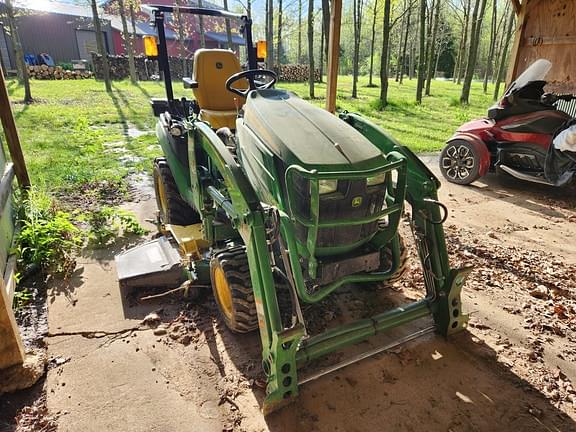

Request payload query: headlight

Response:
[318,179,338,195]
[367,173,386,186]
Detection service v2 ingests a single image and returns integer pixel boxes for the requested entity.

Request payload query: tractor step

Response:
[115,236,185,290]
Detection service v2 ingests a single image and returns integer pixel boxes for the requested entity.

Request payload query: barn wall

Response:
[14,13,115,63]
[508,0,575,91]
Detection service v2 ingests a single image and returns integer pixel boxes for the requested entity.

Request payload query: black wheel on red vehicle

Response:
[439,140,481,185]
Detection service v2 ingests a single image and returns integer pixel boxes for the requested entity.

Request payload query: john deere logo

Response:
[352,196,363,207]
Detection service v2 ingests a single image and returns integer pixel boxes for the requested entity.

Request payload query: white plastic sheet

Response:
[553,124,576,152]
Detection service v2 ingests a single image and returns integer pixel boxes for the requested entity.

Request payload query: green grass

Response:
[6,76,496,194]
[282,75,496,153]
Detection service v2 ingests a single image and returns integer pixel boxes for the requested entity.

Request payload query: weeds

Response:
[82,206,147,246]
[12,288,32,310]
[14,188,83,277]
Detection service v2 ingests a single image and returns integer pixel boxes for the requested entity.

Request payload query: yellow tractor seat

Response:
[192,49,246,130]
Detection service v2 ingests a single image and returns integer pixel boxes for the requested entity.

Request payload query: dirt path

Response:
[43,160,576,431]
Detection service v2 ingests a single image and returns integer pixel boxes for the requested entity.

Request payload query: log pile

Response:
[91,53,193,81]
[274,64,321,82]
[27,65,93,80]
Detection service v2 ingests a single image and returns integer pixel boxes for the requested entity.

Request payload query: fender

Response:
[446,133,491,177]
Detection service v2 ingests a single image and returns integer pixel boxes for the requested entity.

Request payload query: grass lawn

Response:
[6,76,496,195]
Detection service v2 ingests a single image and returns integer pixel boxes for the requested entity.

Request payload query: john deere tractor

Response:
[116,5,470,414]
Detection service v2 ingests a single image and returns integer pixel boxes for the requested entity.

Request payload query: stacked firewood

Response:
[274,64,321,82]
[27,65,93,80]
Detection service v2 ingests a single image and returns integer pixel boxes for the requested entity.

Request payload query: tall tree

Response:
[494,11,514,100]
[395,0,406,82]
[308,0,315,98]
[117,0,137,83]
[321,0,330,56]
[399,3,411,84]
[351,0,365,98]
[223,0,233,50]
[4,0,31,103]
[460,0,488,104]
[415,0,426,103]
[198,0,206,48]
[277,0,283,65]
[319,19,324,81]
[266,0,274,67]
[368,0,379,87]
[482,0,497,93]
[379,0,392,106]
[454,0,471,84]
[298,0,302,62]
[90,0,112,92]
[424,0,441,95]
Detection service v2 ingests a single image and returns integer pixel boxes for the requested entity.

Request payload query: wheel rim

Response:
[441,144,476,181]
[213,266,233,320]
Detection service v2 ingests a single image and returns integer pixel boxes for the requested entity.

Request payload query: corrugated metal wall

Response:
[0,25,13,70]
[15,13,115,63]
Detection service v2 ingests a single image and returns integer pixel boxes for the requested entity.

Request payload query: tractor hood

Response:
[243,89,385,169]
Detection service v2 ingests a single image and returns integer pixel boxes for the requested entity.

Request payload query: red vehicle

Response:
[439,59,576,186]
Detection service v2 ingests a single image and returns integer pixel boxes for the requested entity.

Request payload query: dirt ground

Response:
[4,157,576,432]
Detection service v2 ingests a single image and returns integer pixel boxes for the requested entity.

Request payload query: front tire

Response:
[210,248,258,333]
[153,158,201,226]
[439,140,482,185]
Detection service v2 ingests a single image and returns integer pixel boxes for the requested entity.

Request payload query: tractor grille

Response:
[292,177,386,249]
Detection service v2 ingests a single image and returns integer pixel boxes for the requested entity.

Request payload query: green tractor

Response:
[117,4,471,414]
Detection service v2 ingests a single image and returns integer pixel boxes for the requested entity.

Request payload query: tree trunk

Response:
[223,0,233,50]
[277,0,283,65]
[298,0,302,63]
[409,42,414,80]
[423,0,434,90]
[368,0,379,87]
[395,0,406,82]
[175,1,187,73]
[424,0,441,95]
[198,0,206,48]
[322,0,330,57]
[415,0,426,103]
[483,0,497,93]
[460,0,488,104]
[247,0,252,18]
[456,0,471,84]
[129,2,137,39]
[90,0,112,92]
[5,0,31,103]
[399,4,411,84]
[308,0,315,98]
[267,0,274,67]
[494,11,514,100]
[319,20,324,82]
[352,0,364,98]
[379,0,392,107]
[118,0,137,83]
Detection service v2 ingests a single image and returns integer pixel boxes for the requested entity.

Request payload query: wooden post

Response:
[325,0,342,113]
[0,260,25,369]
[506,0,528,84]
[0,61,30,189]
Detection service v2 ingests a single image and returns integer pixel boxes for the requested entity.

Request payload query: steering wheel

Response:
[225,69,277,98]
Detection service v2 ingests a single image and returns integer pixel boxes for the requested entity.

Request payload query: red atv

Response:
[439,59,576,186]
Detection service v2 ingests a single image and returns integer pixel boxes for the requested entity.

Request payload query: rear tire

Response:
[210,248,258,333]
[153,158,201,226]
[439,140,482,185]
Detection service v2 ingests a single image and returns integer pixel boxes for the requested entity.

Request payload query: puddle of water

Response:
[126,123,152,139]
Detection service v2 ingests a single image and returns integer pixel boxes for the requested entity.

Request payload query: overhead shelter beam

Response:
[325,0,342,113]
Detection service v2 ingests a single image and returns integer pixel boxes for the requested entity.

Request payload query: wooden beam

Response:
[506,0,528,84]
[511,0,521,15]
[0,62,30,189]
[0,272,25,369]
[325,0,342,113]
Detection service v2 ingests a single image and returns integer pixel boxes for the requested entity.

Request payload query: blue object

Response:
[37,53,55,67]
[24,54,37,66]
